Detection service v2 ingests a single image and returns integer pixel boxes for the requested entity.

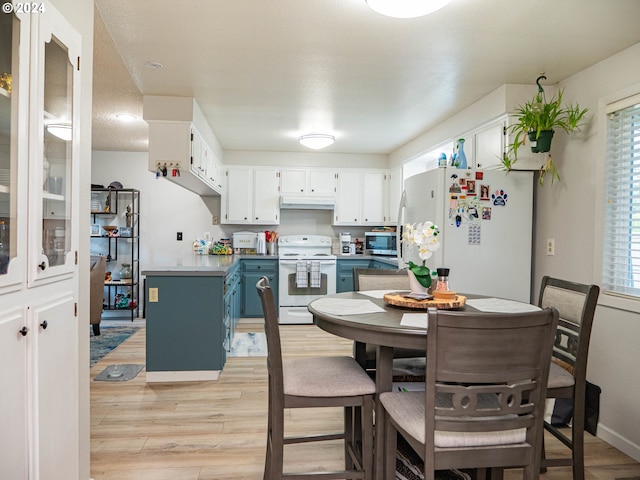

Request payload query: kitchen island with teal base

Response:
[143,255,241,382]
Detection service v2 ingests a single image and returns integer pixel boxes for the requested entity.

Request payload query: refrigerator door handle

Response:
[397,190,406,268]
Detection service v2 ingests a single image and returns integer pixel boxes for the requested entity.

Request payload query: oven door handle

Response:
[279,260,336,266]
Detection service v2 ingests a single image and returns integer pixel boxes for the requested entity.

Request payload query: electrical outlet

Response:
[547,238,555,256]
[149,288,159,302]
[177,232,183,241]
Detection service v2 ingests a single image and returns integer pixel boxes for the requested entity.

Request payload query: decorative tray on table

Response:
[383,292,467,310]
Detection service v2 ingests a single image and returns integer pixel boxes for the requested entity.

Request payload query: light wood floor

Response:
[90,322,640,480]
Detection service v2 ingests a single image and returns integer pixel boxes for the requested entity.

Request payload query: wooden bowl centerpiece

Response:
[432,290,457,301]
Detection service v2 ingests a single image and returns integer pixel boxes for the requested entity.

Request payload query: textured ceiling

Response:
[91,0,640,155]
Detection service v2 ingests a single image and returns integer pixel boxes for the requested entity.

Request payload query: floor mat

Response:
[229,332,267,357]
[94,364,144,382]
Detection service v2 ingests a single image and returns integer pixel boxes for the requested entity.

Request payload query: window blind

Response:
[603,101,640,296]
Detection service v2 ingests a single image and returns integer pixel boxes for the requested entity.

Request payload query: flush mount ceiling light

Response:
[299,134,335,150]
[366,0,452,18]
[46,123,72,141]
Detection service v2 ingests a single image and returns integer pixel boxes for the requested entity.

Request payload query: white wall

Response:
[536,43,640,460]
[92,151,218,267]
[389,42,640,461]
[91,151,372,265]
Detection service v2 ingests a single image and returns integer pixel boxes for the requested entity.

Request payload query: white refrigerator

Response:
[398,168,534,302]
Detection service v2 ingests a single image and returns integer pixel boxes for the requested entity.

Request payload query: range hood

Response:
[279,195,335,210]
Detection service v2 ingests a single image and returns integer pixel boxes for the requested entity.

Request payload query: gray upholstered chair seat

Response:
[283,356,376,397]
[547,361,575,389]
[380,391,526,448]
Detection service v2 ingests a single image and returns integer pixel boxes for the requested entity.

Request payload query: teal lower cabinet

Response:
[225,262,241,355]
[371,258,398,270]
[145,273,227,382]
[241,259,278,317]
[336,258,372,292]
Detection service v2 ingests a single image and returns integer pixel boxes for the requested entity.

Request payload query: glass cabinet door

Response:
[0,9,28,291]
[29,9,81,284]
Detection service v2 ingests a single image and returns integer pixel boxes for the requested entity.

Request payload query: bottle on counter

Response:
[435,267,450,292]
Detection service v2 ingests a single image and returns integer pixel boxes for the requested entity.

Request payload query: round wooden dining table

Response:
[307,290,538,476]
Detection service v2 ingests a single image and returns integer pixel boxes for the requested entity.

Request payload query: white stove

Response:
[277,235,337,324]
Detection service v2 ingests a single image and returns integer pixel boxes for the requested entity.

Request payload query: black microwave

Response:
[364,231,397,256]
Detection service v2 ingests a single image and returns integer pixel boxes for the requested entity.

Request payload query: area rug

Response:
[94,364,144,382]
[90,326,140,366]
[229,332,268,357]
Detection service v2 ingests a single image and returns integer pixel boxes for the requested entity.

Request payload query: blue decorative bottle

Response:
[455,138,467,169]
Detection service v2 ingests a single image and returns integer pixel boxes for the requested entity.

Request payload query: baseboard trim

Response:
[146,370,220,383]
[597,423,640,462]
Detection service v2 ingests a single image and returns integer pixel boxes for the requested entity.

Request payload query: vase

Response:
[408,270,430,294]
[118,263,132,279]
[455,138,467,169]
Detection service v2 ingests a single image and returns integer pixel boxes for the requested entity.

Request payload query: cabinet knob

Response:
[40,320,48,330]
[300,189,304,192]
[39,262,46,270]
[19,326,29,336]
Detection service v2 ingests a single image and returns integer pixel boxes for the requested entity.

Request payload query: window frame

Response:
[599,90,640,312]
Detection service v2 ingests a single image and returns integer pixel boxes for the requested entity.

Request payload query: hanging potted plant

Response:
[502,75,588,185]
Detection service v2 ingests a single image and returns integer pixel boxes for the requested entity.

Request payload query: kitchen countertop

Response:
[141,253,398,277]
[141,254,279,277]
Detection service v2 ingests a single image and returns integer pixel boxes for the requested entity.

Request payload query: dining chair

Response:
[352,267,425,376]
[379,306,559,480]
[538,276,599,480]
[256,276,376,480]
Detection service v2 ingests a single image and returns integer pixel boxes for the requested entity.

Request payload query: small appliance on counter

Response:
[232,231,257,254]
[364,230,397,256]
[340,232,352,255]
[257,232,267,255]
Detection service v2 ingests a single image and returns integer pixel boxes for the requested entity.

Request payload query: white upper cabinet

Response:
[222,166,280,225]
[334,169,389,226]
[145,97,223,196]
[280,168,336,197]
[474,118,506,170]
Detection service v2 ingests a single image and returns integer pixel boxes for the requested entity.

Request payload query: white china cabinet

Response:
[0,3,82,479]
